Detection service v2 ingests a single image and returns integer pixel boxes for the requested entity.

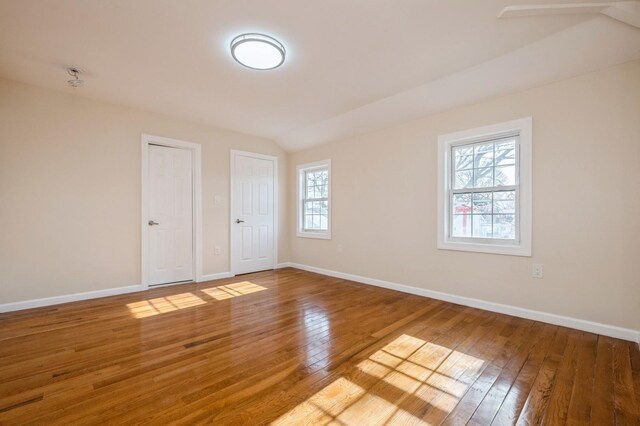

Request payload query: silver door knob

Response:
[148,220,160,226]
[235,219,245,224]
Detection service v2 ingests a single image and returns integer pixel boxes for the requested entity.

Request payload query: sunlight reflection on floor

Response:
[273,334,485,426]
[200,281,267,300]
[126,281,268,318]
[126,292,206,318]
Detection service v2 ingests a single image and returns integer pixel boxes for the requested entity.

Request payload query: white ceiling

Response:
[1,0,639,151]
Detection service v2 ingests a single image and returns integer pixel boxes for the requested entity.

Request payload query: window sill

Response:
[438,240,531,256]
[297,231,331,240]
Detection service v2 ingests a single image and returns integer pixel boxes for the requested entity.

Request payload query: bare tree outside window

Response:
[451,137,518,240]
[303,168,329,231]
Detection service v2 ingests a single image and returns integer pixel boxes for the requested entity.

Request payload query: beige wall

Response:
[2,61,639,331]
[0,78,289,303]
[289,60,640,331]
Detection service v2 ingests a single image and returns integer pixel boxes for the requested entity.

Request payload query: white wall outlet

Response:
[337,244,343,253]
[214,195,221,205]
[532,264,543,279]
[214,246,221,255]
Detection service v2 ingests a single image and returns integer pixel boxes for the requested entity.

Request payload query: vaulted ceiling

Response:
[1,0,639,151]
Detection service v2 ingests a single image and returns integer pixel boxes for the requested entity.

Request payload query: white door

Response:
[231,152,275,274]
[148,145,194,285]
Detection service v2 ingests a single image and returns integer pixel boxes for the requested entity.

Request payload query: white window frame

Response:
[297,160,332,240]
[437,117,532,256]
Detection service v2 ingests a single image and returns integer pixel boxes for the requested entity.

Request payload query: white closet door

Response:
[148,145,193,285]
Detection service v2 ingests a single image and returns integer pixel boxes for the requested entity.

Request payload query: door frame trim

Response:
[230,150,279,276]
[141,134,203,288]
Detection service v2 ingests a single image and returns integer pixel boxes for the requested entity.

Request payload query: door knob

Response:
[235,219,245,224]
[148,220,160,226]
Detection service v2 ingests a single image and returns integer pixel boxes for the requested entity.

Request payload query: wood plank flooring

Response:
[0,268,638,425]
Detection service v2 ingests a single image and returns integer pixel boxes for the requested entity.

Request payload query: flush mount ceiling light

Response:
[230,33,285,70]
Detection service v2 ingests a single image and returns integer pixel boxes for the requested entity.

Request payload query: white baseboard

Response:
[0,272,237,314]
[287,262,640,344]
[4,265,637,346]
[0,284,145,313]
[199,272,234,282]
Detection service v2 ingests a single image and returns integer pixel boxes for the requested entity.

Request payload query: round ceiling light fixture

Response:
[230,33,285,70]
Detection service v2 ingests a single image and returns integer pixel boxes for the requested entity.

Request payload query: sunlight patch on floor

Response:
[272,377,366,425]
[125,281,268,318]
[272,334,485,426]
[200,281,267,300]
[126,292,206,318]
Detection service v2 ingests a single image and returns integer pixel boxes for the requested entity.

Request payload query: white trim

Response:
[230,149,279,162]
[297,231,332,240]
[0,285,144,313]
[0,272,237,313]
[296,159,332,240]
[286,263,640,343]
[141,134,203,288]
[230,150,279,275]
[147,281,194,289]
[437,117,532,256]
[3,265,637,345]
[200,272,234,281]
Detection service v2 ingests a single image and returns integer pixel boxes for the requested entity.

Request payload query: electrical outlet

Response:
[532,264,543,279]
[337,244,343,253]
[214,246,221,255]
[214,195,221,205]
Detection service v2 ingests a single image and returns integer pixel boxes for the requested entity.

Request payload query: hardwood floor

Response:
[1,268,639,425]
